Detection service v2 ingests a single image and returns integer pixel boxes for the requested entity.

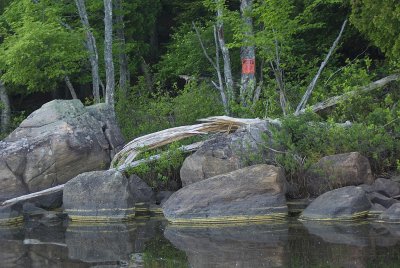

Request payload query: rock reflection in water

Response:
[164,222,288,268]
[66,223,137,263]
[301,221,371,247]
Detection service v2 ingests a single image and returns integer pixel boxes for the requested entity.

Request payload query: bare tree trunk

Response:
[239,0,256,106]
[104,0,115,109]
[216,0,235,106]
[114,0,130,96]
[0,79,10,134]
[193,22,229,114]
[75,0,101,103]
[270,32,288,115]
[295,19,347,115]
[64,76,78,99]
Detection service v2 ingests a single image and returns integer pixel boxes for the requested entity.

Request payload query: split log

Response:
[111,116,268,168]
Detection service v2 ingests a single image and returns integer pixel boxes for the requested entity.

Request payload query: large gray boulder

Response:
[300,186,371,221]
[0,100,124,201]
[163,164,288,224]
[64,170,154,222]
[180,122,275,186]
[64,170,135,222]
[306,152,374,196]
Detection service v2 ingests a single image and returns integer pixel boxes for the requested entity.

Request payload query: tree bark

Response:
[295,19,348,115]
[104,0,115,109]
[216,0,235,107]
[239,0,256,106]
[114,0,130,96]
[64,76,78,99]
[193,22,229,114]
[0,79,10,134]
[75,0,101,103]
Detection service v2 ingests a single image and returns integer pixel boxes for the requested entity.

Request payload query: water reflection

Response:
[165,223,288,268]
[2,218,400,267]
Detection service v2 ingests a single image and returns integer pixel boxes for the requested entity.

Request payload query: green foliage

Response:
[351,0,400,67]
[142,232,188,267]
[116,80,224,140]
[0,0,86,91]
[125,142,186,191]
[272,111,400,188]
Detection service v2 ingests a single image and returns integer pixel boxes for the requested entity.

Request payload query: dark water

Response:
[1,217,400,268]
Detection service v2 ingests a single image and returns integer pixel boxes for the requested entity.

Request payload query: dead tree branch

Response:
[295,19,348,115]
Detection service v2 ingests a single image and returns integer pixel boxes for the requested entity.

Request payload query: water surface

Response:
[1,217,400,267]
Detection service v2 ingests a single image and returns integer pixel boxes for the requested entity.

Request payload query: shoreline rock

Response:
[163,164,288,224]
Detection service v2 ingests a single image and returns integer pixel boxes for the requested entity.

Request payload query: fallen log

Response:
[296,74,400,115]
[0,142,205,207]
[1,184,64,207]
[111,116,269,168]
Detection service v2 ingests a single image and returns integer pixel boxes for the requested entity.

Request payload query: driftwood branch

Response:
[297,74,400,115]
[111,116,268,167]
[295,19,348,115]
[1,185,64,207]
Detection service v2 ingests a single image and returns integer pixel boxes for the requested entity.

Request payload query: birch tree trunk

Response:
[0,79,10,134]
[216,0,235,106]
[64,76,78,99]
[295,19,348,115]
[114,0,130,96]
[104,0,115,109]
[239,0,256,106]
[75,0,101,103]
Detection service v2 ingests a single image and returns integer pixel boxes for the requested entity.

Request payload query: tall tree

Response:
[75,0,101,103]
[0,77,10,133]
[114,0,130,95]
[215,0,234,110]
[104,0,115,108]
[239,0,256,107]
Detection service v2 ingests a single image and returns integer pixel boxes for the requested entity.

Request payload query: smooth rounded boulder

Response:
[63,170,154,222]
[163,164,288,224]
[306,152,374,196]
[300,186,371,221]
[64,170,135,222]
[180,122,275,186]
[0,100,125,201]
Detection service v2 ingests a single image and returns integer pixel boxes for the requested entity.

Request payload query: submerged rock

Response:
[378,203,400,223]
[0,203,23,226]
[0,100,124,201]
[306,152,374,196]
[180,122,275,186]
[300,186,371,221]
[163,164,288,224]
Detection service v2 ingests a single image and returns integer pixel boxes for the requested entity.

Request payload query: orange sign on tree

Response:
[242,58,255,74]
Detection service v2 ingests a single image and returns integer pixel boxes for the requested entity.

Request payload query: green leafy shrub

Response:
[124,142,186,191]
[116,80,224,141]
[272,111,400,196]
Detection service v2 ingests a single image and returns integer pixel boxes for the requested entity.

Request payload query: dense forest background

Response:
[0,0,399,177]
